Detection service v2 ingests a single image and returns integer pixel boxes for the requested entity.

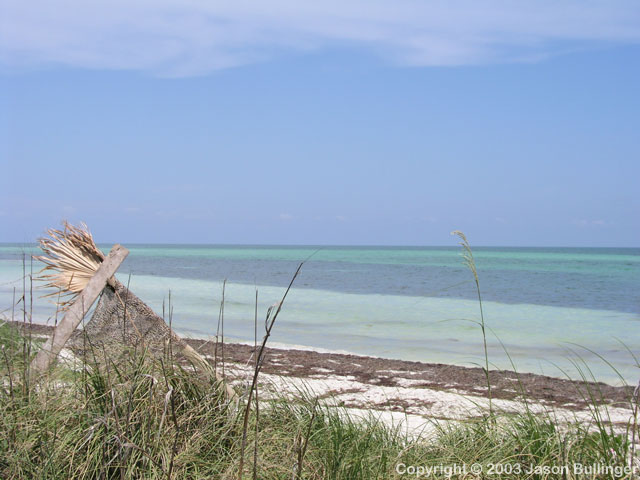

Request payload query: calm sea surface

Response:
[1,244,638,383]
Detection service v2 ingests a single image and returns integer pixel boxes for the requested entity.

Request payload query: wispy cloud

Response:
[61,205,77,214]
[1,1,639,76]
[573,219,609,227]
[279,213,294,221]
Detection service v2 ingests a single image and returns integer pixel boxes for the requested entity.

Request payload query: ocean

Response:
[0,244,638,384]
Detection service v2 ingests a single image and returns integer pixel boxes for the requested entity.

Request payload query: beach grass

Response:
[0,322,638,479]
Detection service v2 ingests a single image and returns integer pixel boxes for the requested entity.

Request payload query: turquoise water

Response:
[1,244,638,384]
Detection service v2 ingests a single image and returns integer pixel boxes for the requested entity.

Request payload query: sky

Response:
[1,1,639,247]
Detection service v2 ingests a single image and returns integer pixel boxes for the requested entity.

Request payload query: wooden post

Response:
[30,244,129,375]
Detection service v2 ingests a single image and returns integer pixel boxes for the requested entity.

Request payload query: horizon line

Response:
[0,241,638,250]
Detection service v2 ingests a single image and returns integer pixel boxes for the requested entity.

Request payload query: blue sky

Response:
[1,1,639,246]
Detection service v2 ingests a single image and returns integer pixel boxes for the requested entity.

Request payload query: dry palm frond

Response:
[34,221,107,309]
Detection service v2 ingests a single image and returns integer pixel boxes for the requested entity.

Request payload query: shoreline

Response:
[4,320,635,432]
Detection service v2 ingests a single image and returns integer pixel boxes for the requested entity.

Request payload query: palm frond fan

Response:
[35,222,211,373]
[35,222,106,310]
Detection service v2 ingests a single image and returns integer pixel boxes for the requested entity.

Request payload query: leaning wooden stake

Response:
[30,244,129,376]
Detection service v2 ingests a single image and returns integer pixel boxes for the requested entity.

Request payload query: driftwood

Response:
[32,222,235,399]
[30,244,129,376]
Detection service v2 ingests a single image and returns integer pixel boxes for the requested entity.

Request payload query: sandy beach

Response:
[9,320,636,437]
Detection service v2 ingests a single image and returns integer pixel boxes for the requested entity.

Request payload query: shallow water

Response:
[1,244,638,384]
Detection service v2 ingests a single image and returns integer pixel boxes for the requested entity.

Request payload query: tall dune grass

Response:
[1,321,637,479]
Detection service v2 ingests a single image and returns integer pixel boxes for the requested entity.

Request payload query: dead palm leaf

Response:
[34,221,110,309]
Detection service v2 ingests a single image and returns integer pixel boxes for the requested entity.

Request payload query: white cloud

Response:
[573,219,608,227]
[61,205,77,214]
[279,213,294,221]
[0,1,639,76]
